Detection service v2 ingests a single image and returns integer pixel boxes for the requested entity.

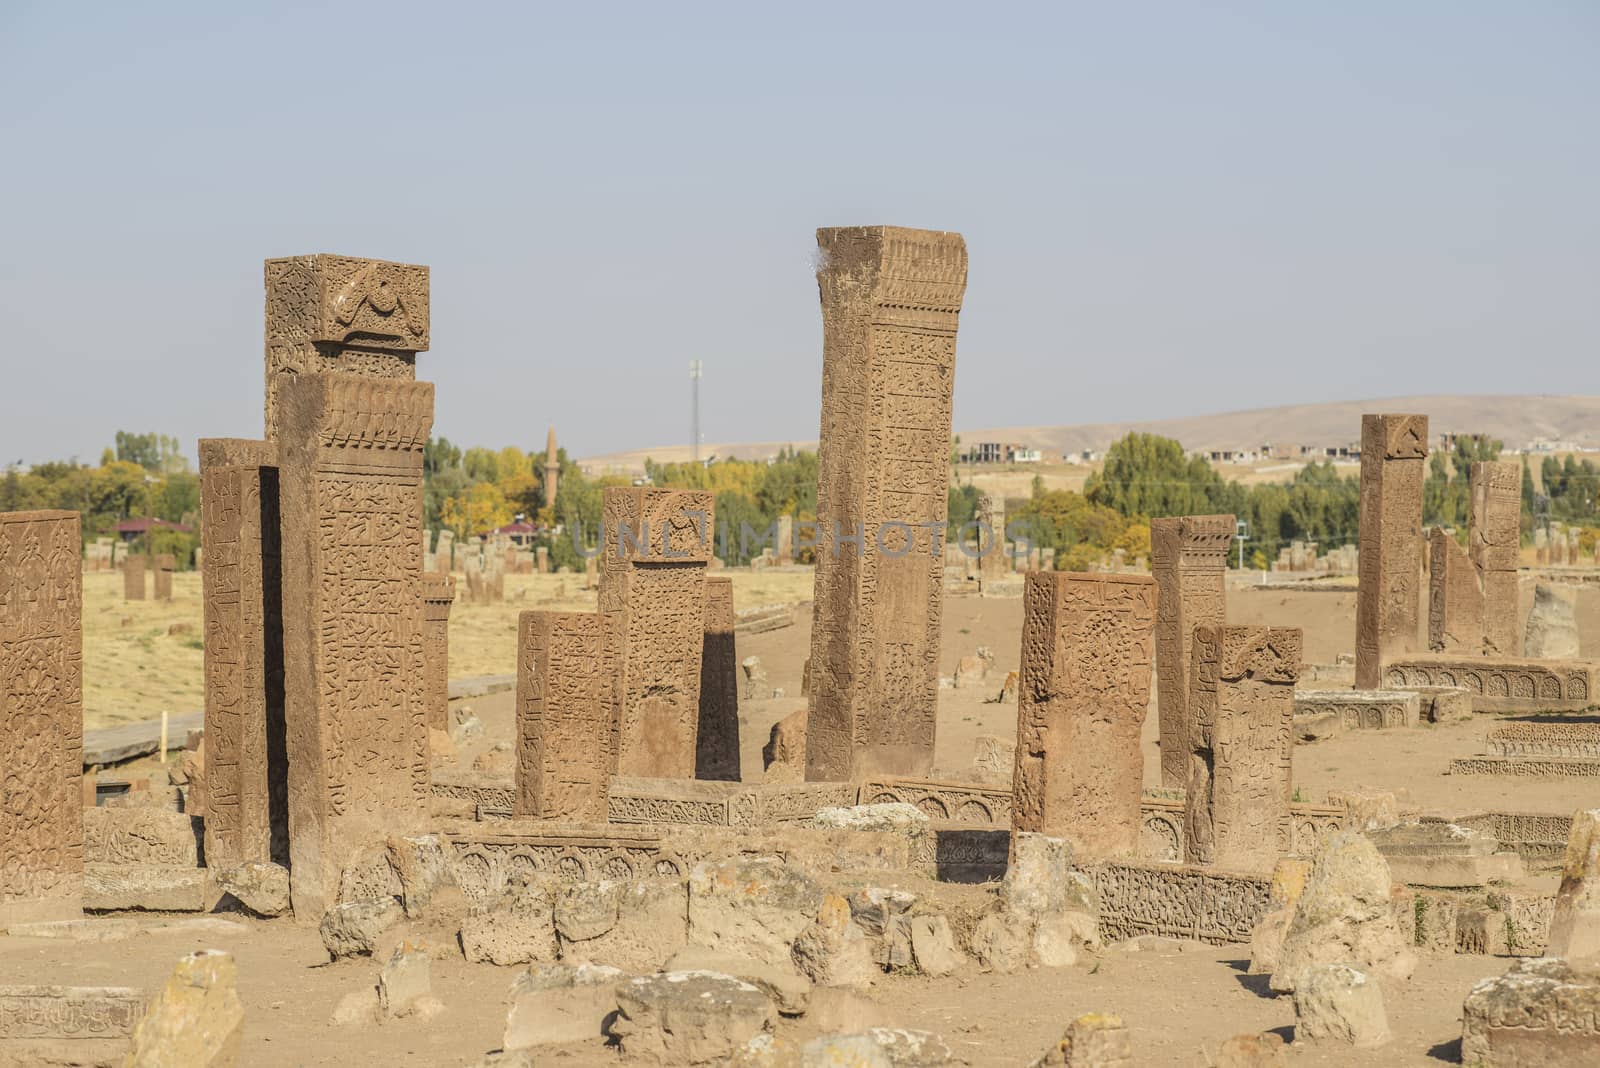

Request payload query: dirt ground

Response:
[0,916,1501,1067]
[52,565,1600,1066]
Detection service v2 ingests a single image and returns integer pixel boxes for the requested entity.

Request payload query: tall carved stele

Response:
[0,510,83,924]
[1150,514,1233,787]
[1184,625,1301,873]
[598,487,714,778]
[805,226,968,782]
[422,573,456,732]
[696,576,741,781]
[1012,571,1156,860]
[264,255,430,440]
[199,440,288,869]
[277,374,434,916]
[1469,461,1522,656]
[1354,414,1428,689]
[514,611,616,821]
[1428,527,1482,654]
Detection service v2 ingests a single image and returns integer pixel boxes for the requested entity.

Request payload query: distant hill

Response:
[578,394,1600,474]
[960,395,1600,457]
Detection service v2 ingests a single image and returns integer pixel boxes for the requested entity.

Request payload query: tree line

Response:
[8,428,1595,575]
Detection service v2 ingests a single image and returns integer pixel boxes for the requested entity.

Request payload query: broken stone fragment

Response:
[555,878,687,972]
[968,911,1030,975]
[1028,1012,1133,1067]
[688,857,823,969]
[124,950,244,1068]
[214,862,290,918]
[377,943,432,1018]
[385,834,455,918]
[1269,830,1416,993]
[319,898,403,961]
[666,945,811,1015]
[460,882,558,966]
[908,915,964,977]
[502,961,623,1049]
[792,895,878,987]
[1292,963,1390,1048]
[1549,807,1600,959]
[1461,956,1600,1066]
[609,971,775,1065]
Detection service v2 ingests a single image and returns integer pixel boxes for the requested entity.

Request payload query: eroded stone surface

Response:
[1293,963,1390,1048]
[805,227,967,782]
[503,961,622,1049]
[1270,831,1415,993]
[125,950,243,1068]
[610,971,775,1065]
[1549,807,1600,959]
[688,858,824,968]
[1462,957,1600,1067]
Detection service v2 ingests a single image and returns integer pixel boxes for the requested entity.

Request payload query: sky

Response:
[1,1,1596,467]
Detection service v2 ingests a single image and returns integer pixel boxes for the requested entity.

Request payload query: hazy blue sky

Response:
[2,2,1595,466]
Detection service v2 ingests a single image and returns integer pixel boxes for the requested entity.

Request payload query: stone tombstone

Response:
[198,439,288,870]
[263,254,429,440]
[1469,461,1522,655]
[696,576,741,781]
[775,515,794,566]
[514,611,616,821]
[123,553,146,601]
[598,487,714,779]
[977,493,1007,583]
[1427,527,1482,655]
[1184,626,1301,873]
[0,510,83,923]
[1355,414,1428,689]
[1150,514,1233,787]
[1549,808,1600,959]
[1012,571,1156,859]
[421,573,456,733]
[535,546,549,574]
[435,528,454,574]
[276,373,433,916]
[152,553,175,601]
[806,226,968,782]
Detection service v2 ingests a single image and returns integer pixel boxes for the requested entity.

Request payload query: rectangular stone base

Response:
[1384,656,1599,712]
[1293,689,1421,729]
[444,822,927,903]
[1427,812,1575,866]
[1383,852,1526,888]
[1486,723,1600,759]
[1081,860,1272,945]
[0,896,83,928]
[84,864,213,912]
[1450,756,1600,777]
[0,985,145,1065]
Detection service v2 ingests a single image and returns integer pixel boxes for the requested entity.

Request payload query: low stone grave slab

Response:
[1449,756,1600,777]
[0,985,146,1064]
[1485,722,1600,758]
[444,823,924,904]
[1385,656,1600,712]
[1084,860,1273,946]
[1368,823,1525,887]
[1428,811,1575,866]
[1293,689,1421,729]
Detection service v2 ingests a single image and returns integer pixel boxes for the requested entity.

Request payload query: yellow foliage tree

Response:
[440,481,513,539]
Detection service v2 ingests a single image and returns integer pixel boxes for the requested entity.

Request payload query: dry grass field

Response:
[81,567,818,730]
